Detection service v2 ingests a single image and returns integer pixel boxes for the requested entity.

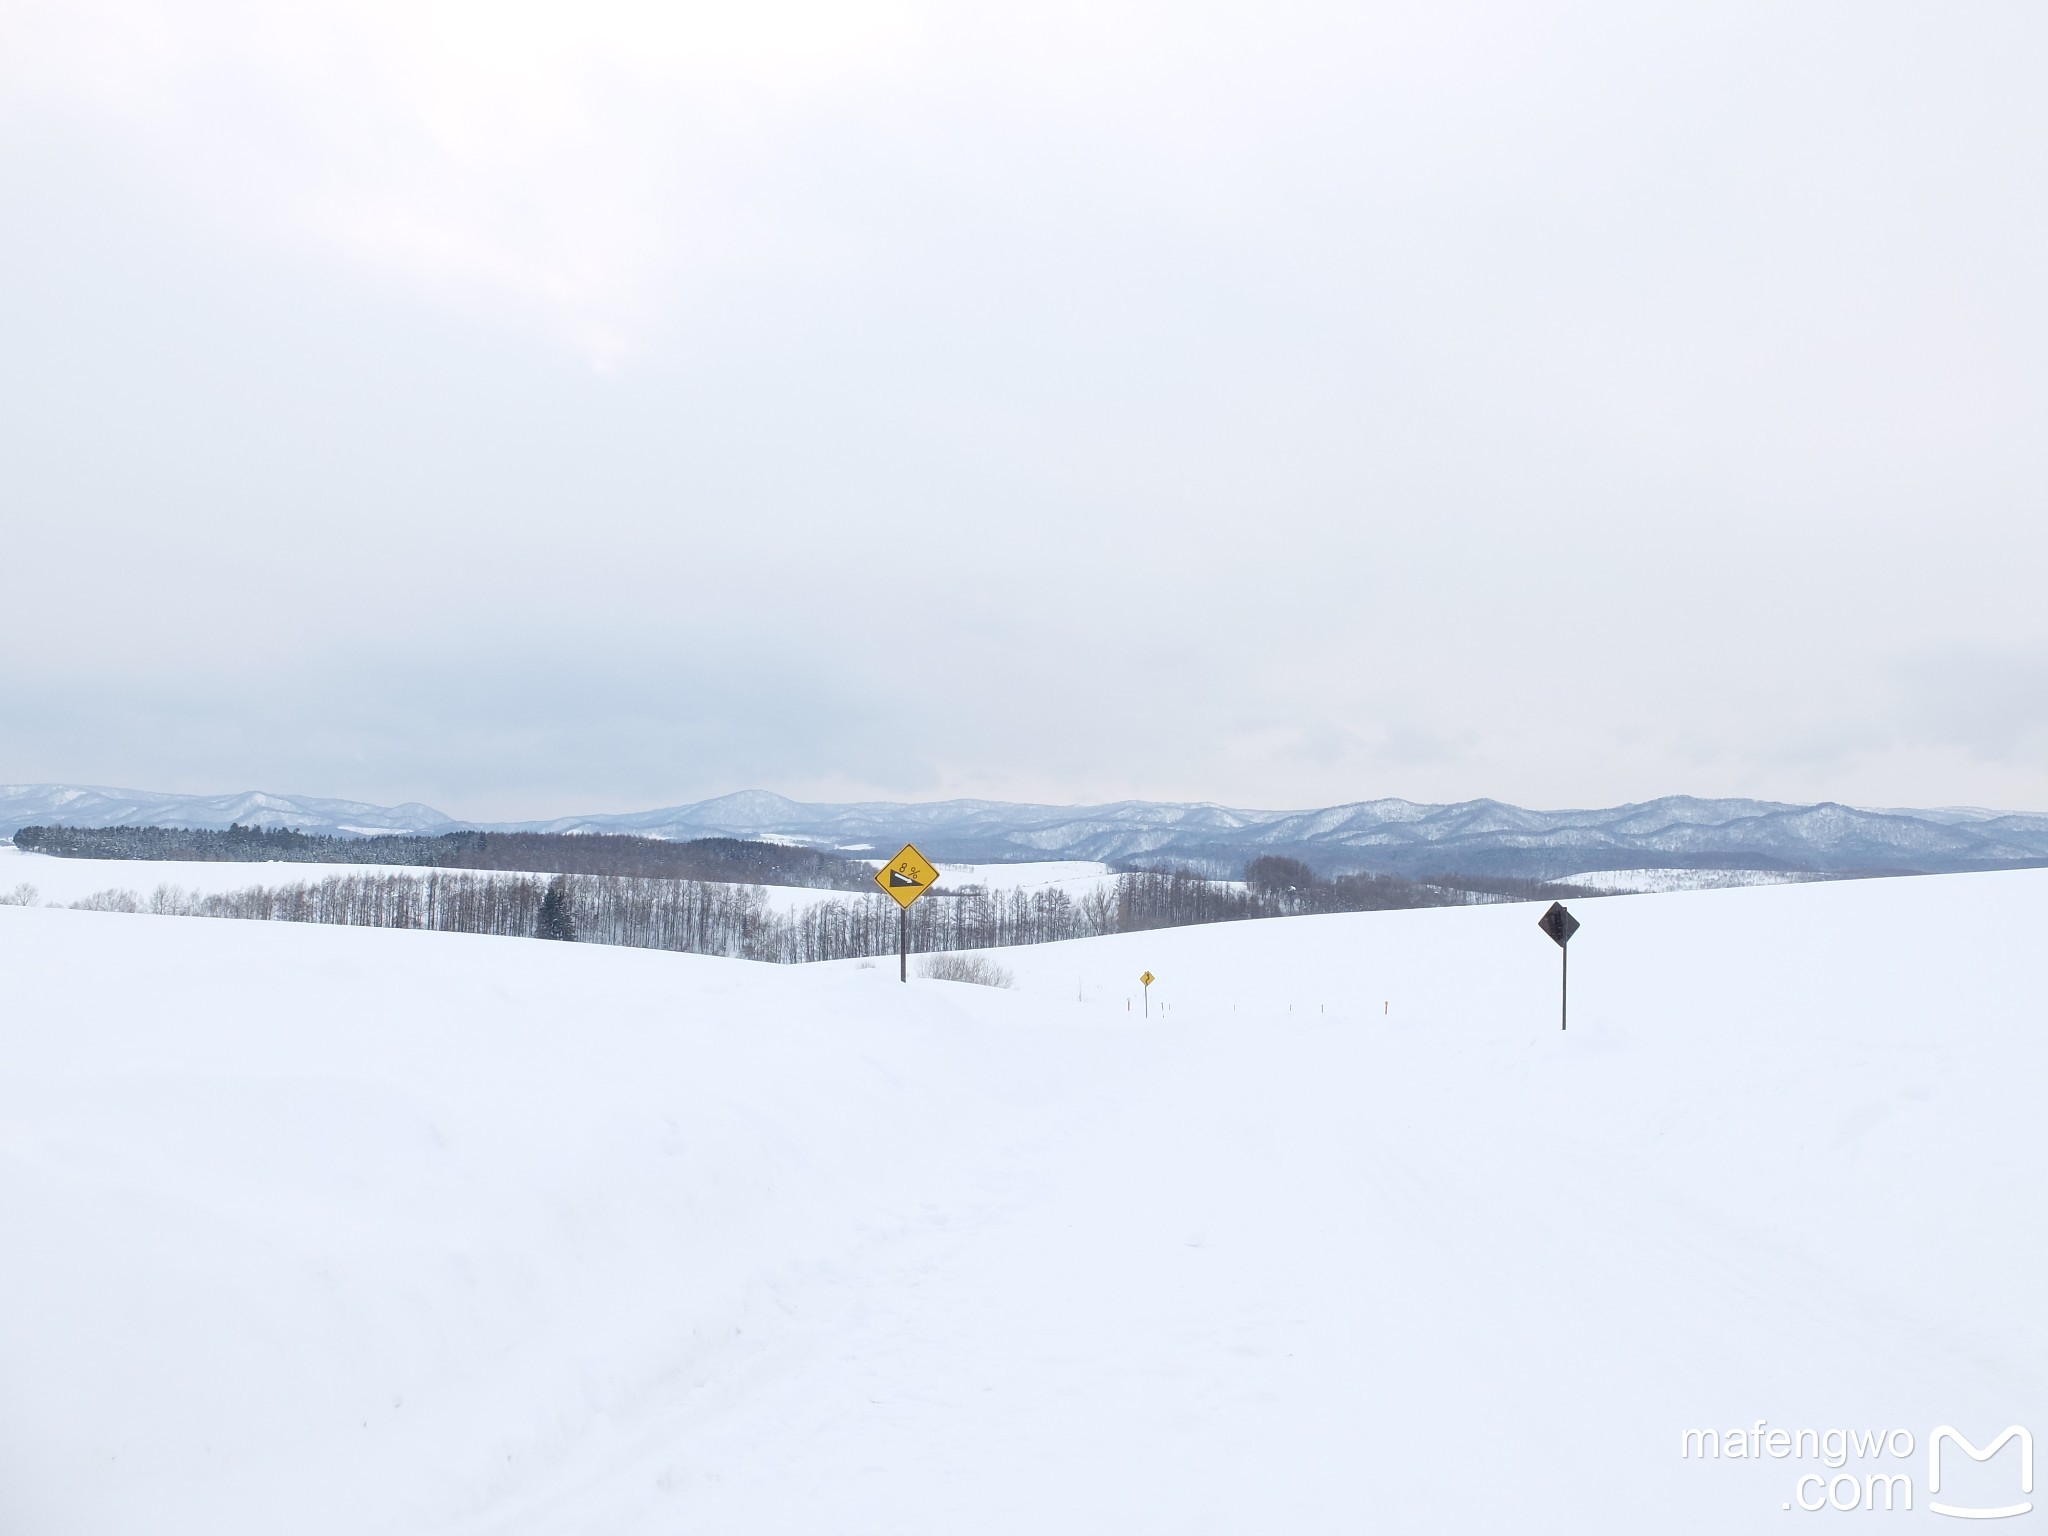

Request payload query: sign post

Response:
[875,843,940,983]
[1536,902,1580,1030]
[1139,970,1154,1018]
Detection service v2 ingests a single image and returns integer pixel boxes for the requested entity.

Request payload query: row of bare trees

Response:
[84,862,1513,963]
[123,873,1126,961]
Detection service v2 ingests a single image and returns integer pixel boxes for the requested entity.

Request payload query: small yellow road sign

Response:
[876,843,940,909]
[1139,971,1155,986]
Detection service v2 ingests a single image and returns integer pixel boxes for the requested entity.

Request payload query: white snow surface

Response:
[0,845,502,906]
[2,871,2044,1532]
[0,845,841,911]
[1562,866,1831,893]
[931,859,1115,893]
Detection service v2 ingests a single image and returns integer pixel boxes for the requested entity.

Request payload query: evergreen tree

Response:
[537,876,575,941]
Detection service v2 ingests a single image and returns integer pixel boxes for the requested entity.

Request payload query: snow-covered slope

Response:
[3,872,2042,1532]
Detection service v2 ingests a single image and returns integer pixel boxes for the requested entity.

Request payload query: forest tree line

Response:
[13,824,871,890]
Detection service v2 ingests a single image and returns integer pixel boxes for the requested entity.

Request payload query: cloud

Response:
[3,0,919,364]
[1890,646,2048,766]
[1,0,2045,813]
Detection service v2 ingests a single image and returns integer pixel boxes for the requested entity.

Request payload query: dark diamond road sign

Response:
[1537,902,1580,948]
[1537,902,1580,1030]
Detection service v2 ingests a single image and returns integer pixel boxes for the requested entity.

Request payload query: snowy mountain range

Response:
[0,785,463,840]
[7,782,2048,879]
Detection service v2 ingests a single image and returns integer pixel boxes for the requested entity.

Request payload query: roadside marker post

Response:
[1536,902,1581,1030]
[875,843,940,982]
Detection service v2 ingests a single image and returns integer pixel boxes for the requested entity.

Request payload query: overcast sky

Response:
[2,0,2043,818]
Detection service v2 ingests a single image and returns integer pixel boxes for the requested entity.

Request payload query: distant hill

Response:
[6,782,2047,880]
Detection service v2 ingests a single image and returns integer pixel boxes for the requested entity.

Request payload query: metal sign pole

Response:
[1537,902,1580,1032]
[876,842,938,989]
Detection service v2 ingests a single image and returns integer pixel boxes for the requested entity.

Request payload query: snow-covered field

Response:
[2,871,2043,1533]
[929,859,1115,893]
[1563,865,1832,893]
[0,844,531,906]
[0,847,1119,918]
[1,845,865,920]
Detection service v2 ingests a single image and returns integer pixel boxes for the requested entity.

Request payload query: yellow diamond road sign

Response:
[876,843,940,909]
[1139,971,1155,986]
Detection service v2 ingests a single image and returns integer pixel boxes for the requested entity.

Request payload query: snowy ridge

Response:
[5,783,2048,878]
